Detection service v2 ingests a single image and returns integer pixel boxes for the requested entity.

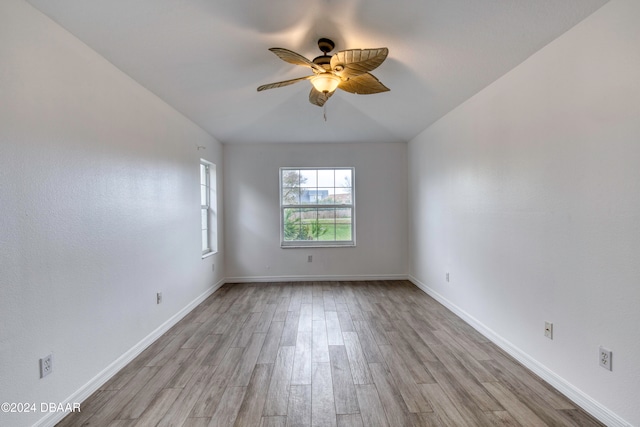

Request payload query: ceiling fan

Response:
[257,38,390,107]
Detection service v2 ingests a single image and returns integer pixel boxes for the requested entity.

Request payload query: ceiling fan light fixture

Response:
[310,74,340,94]
[258,38,389,106]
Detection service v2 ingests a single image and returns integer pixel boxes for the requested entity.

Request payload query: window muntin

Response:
[280,167,354,247]
[201,160,217,256]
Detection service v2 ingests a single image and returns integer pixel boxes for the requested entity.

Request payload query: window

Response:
[200,160,217,256]
[280,167,355,247]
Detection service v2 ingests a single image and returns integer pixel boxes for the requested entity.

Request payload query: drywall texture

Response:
[224,142,408,281]
[408,0,640,425]
[0,1,224,426]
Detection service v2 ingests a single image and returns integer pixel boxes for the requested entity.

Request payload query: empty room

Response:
[1,0,639,426]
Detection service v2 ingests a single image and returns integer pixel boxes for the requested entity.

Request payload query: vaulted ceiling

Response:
[26,0,608,144]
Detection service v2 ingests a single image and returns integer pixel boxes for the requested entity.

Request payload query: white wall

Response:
[224,142,407,281]
[0,1,224,426]
[408,0,640,425]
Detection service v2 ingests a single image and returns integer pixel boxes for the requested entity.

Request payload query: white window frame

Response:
[280,167,355,248]
[201,160,217,257]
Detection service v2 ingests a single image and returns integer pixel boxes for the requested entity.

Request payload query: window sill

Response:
[281,243,356,249]
[201,251,216,259]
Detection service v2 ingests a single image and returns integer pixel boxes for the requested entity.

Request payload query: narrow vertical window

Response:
[201,160,217,256]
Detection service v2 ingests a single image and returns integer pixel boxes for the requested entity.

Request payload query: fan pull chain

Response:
[323,103,327,122]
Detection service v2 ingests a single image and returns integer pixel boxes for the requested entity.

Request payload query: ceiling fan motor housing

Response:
[313,38,335,71]
[312,55,332,70]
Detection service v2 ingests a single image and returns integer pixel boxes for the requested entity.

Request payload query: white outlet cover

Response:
[544,322,553,339]
[40,354,53,378]
[599,346,612,371]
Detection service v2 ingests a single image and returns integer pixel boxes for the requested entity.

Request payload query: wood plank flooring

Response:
[57,281,603,426]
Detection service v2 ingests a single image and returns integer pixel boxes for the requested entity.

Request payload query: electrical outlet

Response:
[40,354,53,378]
[446,272,450,282]
[544,322,553,339]
[599,346,612,371]
[308,255,313,262]
[156,292,162,304]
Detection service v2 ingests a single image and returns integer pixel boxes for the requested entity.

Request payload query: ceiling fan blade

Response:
[330,48,388,79]
[269,48,326,74]
[309,87,333,107]
[338,73,390,94]
[257,76,312,92]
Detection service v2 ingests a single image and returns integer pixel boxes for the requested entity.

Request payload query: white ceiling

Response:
[27,0,607,144]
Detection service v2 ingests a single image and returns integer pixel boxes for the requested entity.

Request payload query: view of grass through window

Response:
[280,168,354,247]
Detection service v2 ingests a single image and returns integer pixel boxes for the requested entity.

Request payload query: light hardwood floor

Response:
[58,281,603,426]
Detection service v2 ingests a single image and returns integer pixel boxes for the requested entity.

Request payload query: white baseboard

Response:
[34,278,225,427]
[225,273,408,283]
[408,275,631,427]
